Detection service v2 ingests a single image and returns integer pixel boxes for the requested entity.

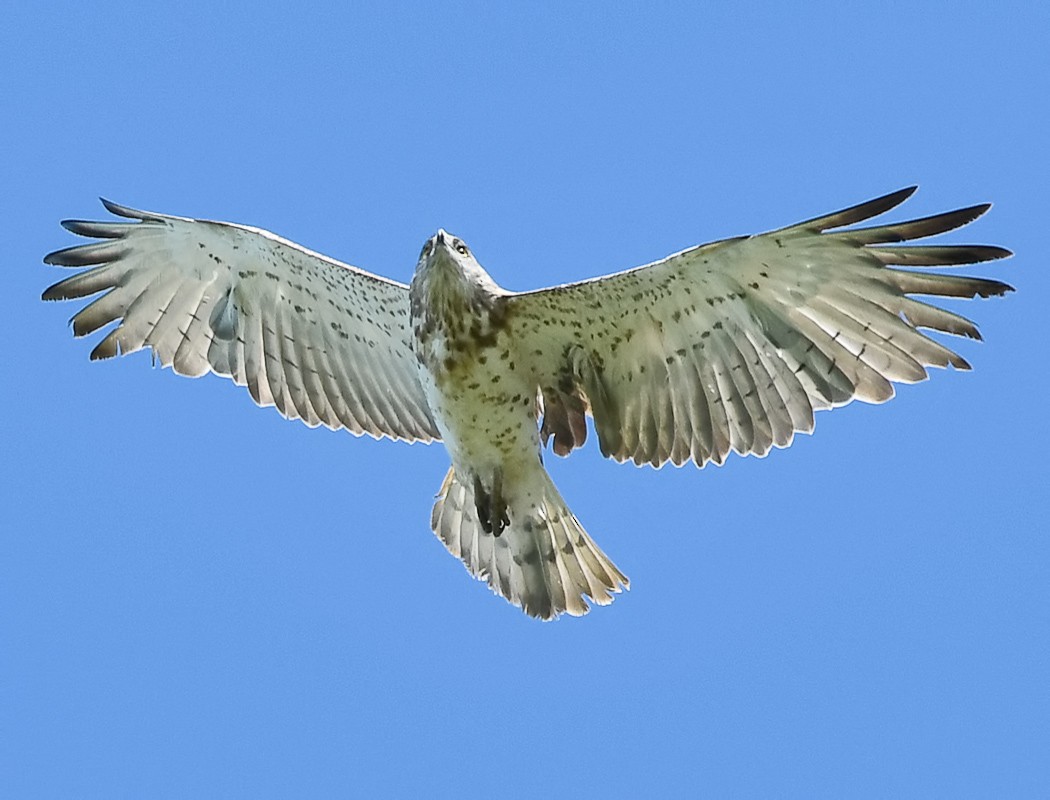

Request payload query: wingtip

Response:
[884,185,919,205]
[799,185,922,233]
[957,202,994,227]
[98,197,172,223]
[861,185,919,212]
[983,279,1015,297]
[895,185,921,202]
[99,197,137,218]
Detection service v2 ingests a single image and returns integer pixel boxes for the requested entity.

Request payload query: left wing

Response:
[43,200,439,442]
[506,187,1012,467]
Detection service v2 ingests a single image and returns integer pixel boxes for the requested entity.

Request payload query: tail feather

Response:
[430,467,628,619]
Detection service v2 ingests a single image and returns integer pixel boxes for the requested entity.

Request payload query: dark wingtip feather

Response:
[928,203,992,234]
[41,281,64,301]
[868,186,920,210]
[98,197,167,222]
[870,244,1014,267]
[100,197,141,218]
[62,219,98,236]
[794,186,919,232]
[60,218,127,239]
[43,246,87,266]
[973,245,1013,262]
[848,203,999,245]
[969,202,992,220]
[88,326,128,360]
[43,241,126,268]
[976,279,1014,298]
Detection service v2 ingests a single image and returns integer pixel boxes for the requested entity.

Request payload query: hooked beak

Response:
[425,229,458,266]
[423,229,453,269]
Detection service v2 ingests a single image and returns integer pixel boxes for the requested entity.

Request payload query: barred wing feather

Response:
[509,187,1011,467]
[43,200,439,443]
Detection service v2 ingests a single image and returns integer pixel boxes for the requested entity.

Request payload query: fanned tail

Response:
[430,467,628,619]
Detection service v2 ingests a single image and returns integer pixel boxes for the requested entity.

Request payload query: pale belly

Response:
[415,332,543,489]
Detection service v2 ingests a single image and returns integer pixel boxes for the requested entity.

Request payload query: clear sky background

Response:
[2,3,1047,797]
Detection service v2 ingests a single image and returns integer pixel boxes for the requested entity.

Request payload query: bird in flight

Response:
[43,188,1012,619]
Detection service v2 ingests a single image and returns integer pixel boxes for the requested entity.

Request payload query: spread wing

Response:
[43,200,439,442]
[507,187,1012,467]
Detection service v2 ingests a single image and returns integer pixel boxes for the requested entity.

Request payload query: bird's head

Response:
[418,228,471,269]
[414,229,502,293]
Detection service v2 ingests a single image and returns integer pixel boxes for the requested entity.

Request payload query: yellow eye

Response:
[455,243,469,255]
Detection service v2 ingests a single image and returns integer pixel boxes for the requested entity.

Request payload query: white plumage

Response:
[46,200,438,442]
[43,188,1011,619]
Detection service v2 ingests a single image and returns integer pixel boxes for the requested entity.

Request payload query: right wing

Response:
[43,199,439,443]
[507,187,1011,467]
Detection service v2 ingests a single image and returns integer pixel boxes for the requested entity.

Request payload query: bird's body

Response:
[43,188,1012,619]
[409,230,626,617]
[409,229,525,516]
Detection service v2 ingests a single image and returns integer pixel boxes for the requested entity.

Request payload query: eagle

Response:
[42,188,1012,619]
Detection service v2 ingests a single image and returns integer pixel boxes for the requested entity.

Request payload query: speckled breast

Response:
[409,276,539,472]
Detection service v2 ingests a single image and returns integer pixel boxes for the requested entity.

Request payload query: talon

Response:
[491,467,508,536]
[472,470,509,536]
[473,474,494,534]
[492,504,509,537]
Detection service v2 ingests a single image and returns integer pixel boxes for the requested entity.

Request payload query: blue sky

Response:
[2,2,1047,797]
